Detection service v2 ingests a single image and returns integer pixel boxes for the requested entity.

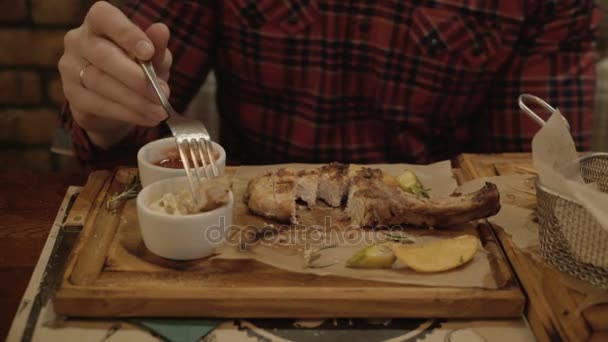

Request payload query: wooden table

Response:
[457,153,608,342]
[0,170,87,340]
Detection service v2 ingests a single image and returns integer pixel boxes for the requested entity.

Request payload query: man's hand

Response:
[58,1,172,148]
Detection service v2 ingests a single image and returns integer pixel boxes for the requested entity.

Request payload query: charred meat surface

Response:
[345,179,500,227]
[245,164,501,227]
[245,168,297,222]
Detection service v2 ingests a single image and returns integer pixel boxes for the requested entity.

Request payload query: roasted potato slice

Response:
[391,235,479,272]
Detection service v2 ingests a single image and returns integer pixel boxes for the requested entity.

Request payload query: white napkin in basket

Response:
[532,110,608,233]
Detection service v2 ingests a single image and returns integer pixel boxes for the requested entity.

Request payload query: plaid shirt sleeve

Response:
[475,0,599,153]
[61,0,216,169]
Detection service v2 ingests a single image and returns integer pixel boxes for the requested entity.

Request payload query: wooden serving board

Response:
[53,166,524,318]
[457,153,608,342]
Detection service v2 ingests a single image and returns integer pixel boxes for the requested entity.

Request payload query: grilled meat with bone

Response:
[345,168,500,227]
[244,164,500,227]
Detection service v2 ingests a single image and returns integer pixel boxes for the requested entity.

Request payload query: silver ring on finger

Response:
[79,61,92,89]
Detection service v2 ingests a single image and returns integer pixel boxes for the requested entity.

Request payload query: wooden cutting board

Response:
[53,166,524,318]
[457,153,608,342]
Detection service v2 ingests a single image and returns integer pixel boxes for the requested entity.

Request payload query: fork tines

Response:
[191,138,218,179]
[176,138,218,202]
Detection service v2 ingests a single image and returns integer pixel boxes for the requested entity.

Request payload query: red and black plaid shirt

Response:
[62,0,599,168]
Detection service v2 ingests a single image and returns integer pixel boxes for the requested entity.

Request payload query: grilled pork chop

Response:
[345,169,500,227]
[245,164,501,227]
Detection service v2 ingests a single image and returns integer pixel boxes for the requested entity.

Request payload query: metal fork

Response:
[139,60,219,202]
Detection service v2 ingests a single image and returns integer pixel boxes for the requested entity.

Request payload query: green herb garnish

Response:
[106,173,141,211]
[381,231,415,244]
[306,244,338,268]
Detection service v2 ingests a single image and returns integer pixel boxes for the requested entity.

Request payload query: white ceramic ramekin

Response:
[137,137,226,187]
[136,176,233,260]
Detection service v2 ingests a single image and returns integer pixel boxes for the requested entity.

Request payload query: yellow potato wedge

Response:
[391,235,479,273]
[346,244,395,269]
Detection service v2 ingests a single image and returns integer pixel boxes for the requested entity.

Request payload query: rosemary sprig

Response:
[306,244,338,268]
[419,189,431,199]
[106,173,141,211]
[381,231,415,244]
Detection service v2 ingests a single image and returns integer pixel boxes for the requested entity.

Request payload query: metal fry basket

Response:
[519,94,608,289]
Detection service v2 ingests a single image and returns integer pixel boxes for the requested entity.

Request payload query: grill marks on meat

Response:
[245,168,297,222]
[245,168,320,222]
[244,163,501,227]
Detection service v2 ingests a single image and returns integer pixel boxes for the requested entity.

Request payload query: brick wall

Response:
[0,0,124,171]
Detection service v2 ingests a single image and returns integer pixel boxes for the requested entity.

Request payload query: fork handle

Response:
[139,60,178,118]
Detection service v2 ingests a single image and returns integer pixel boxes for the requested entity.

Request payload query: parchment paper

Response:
[532,110,608,232]
[214,161,498,289]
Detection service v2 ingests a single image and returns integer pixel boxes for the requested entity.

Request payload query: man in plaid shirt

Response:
[59,1,599,168]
